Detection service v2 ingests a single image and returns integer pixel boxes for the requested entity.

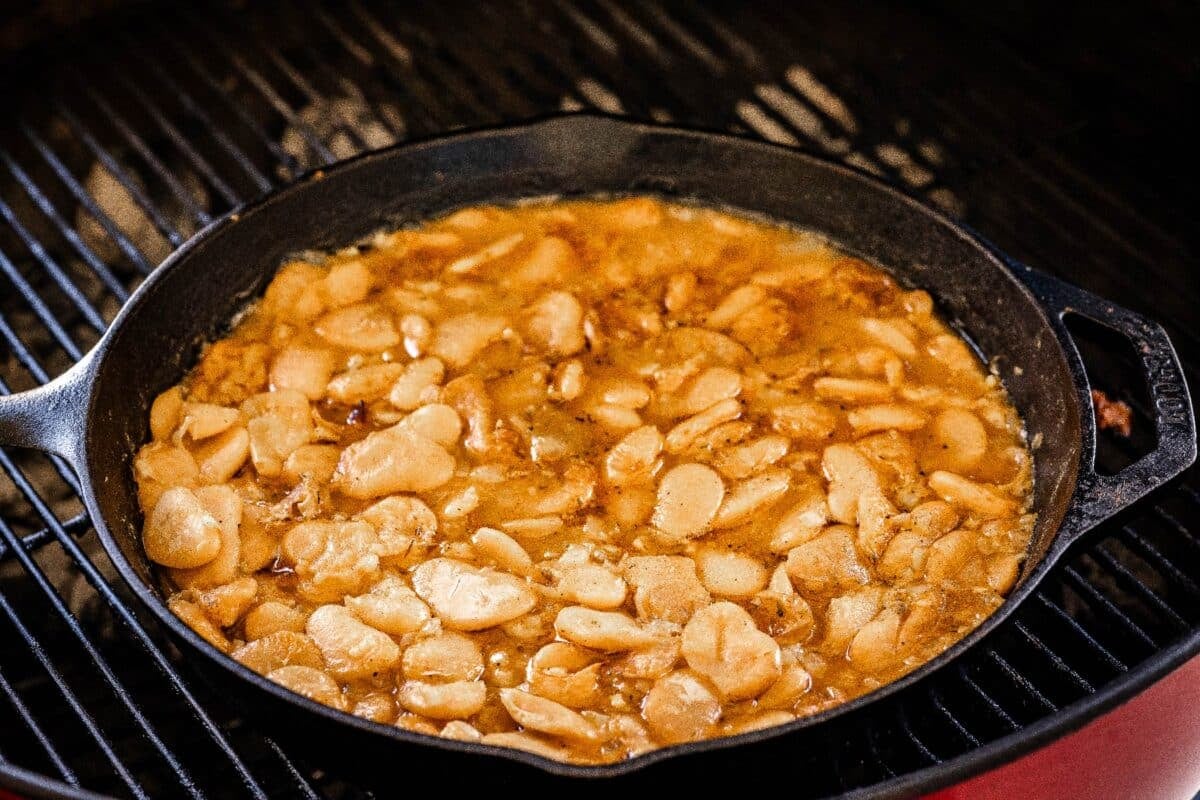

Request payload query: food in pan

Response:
[133,197,1034,763]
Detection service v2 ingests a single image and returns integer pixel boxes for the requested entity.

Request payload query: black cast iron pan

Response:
[0,115,1194,785]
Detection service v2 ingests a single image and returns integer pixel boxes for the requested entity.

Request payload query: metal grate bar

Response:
[1011,619,1095,693]
[0,512,92,560]
[0,580,147,799]
[108,68,243,209]
[1034,594,1127,673]
[121,35,275,196]
[896,706,940,764]
[543,0,682,116]
[0,171,109,332]
[404,2,542,119]
[983,649,1058,713]
[1087,546,1190,630]
[188,25,336,167]
[0,512,205,800]
[0,666,79,787]
[18,122,152,279]
[53,102,188,248]
[352,2,498,123]
[956,666,1019,731]
[930,688,982,748]
[158,28,302,180]
[864,725,898,778]
[1119,524,1200,597]
[1061,564,1157,649]
[4,138,140,294]
[1151,503,1200,548]
[0,248,87,361]
[77,83,214,226]
[258,45,375,155]
[307,3,446,134]
[0,445,278,800]
[262,739,321,800]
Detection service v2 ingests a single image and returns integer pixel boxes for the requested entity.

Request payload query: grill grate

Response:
[1,2,1197,797]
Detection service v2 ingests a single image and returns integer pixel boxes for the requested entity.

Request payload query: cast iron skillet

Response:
[0,115,1194,781]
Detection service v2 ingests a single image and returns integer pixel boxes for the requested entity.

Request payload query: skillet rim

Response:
[74,113,1105,778]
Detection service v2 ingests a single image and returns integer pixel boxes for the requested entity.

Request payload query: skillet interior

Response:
[79,116,1082,774]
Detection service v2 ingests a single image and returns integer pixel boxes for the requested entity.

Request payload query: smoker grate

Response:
[1,1,1197,797]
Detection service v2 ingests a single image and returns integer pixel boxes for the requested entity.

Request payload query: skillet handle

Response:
[0,356,92,468]
[1020,267,1196,541]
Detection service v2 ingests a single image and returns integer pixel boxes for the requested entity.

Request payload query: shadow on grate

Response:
[0,1,1197,798]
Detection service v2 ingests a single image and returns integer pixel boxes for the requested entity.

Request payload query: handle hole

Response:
[1062,313,1157,474]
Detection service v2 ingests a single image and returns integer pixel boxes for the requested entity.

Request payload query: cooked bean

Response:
[471,527,534,575]
[446,231,525,274]
[150,386,185,441]
[233,631,324,675]
[326,363,406,403]
[527,643,603,709]
[785,526,869,594]
[412,558,536,631]
[770,403,838,442]
[557,564,627,610]
[642,670,721,745]
[388,357,446,410]
[812,377,892,403]
[178,402,240,441]
[664,398,742,453]
[281,520,380,602]
[402,632,484,682]
[712,468,791,529]
[500,689,598,742]
[527,291,586,357]
[396,403,462,448]
[194,577,257,627]
[345,575,431,635]
[923,408,988,472]
[440,720,484,742]
[846,404,928,433]
[170,486,242,589]
[549,358,586,402]
[267,665,347,711]
[143,487,222,568]
[355,495,437,560]
[712,434,789,479]
[681,367,742,415]
[315,304,399,352]
[651,463,725,541]
[604,425,664,486]
[695,548,768,597]
[706,285,766,330]
[399,680,487,720]
[270,346,336,400]
[624,555,711,624]
[860,318,918,358]
[135,442,199,511]
[553,607,659,651]
[193,426,251,484]
[928,470,1013,518]
[681,602,781,701]
[332,426,455,498]
[243,601,307,640]
[431,312,509,368]
[306,604,400,680]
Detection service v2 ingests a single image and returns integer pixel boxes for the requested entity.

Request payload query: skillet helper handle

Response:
[1021,267,1197,538]
[0,357,92,467]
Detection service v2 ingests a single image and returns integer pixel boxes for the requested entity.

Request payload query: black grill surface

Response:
[1,2,1197,797]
